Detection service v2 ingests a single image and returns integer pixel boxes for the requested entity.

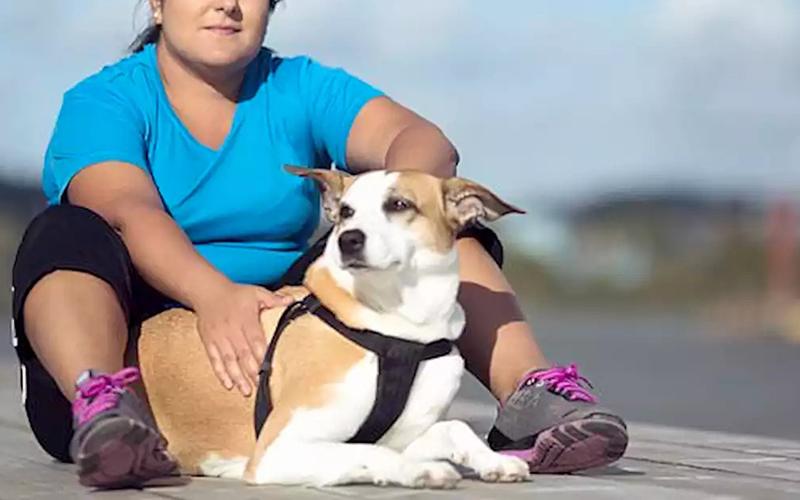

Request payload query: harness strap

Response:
[253,298,310,436]
[253,295,454,443]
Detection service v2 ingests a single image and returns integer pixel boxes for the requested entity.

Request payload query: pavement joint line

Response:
[507,485,619,493]
[634,438,800,461]
[308,485,386,498]
[6,454,73,473]
[0,415,31,433]
[691,457,790,464]
[651,475,715,481]
[745,449,800,454]
[125,489,186,500]
[626,456,800,484]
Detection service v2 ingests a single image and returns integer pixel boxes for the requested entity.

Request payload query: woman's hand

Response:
[194,283,293,396]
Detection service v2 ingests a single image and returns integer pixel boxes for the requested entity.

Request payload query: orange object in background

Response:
[766,199,800,343]
[766,199,798,303]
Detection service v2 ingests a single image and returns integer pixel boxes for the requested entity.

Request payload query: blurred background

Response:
[1,1,798,439]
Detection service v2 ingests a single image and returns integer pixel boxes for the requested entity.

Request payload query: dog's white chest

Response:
[274,349,464,450]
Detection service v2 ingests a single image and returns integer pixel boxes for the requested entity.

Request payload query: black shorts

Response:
[11,204,503,463]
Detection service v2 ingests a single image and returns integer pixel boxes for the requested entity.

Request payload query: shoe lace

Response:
[72,367,141,425]
[520,363,597,403]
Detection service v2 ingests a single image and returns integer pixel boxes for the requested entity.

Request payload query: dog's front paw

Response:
[398,461,461,489]
[470,452,530,483]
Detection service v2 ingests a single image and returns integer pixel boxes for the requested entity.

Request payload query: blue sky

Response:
[1,0,798,205]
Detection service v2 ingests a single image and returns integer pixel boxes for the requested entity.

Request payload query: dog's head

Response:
[287,166,523,274]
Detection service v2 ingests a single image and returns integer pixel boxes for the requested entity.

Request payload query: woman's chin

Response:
[188,41,260,70]
[203,53,248,69]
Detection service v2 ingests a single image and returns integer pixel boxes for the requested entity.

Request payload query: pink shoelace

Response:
[72,367,140,426]
[518,363,597,403]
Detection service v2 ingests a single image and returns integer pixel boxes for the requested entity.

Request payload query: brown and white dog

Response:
[137,167,529,488]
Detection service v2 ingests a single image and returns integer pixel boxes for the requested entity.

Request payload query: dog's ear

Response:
[285,166,355,223]
[442,177,525,230]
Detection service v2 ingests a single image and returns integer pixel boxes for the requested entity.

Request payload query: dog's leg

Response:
[197,454,249,479]
[402,420,530,482]
[249,441,461,488]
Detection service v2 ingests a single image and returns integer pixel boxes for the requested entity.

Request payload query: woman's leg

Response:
[13,205,137,399]
[456,237,548,402]
[454,230,628,473]
[23,270,127,400]
[12,204,177,485]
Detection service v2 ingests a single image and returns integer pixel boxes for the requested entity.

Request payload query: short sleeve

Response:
[43,81,149,205]
[299,58,384,171]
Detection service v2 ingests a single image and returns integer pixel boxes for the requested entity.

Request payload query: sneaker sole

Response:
[76,417,179,488]
[499,415,628,474]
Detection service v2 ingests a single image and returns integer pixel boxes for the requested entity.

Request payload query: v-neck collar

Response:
[147,43,257,155]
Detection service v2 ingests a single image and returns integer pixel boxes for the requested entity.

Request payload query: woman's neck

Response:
[155,41,247,104]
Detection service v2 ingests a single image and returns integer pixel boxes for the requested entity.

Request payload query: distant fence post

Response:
[766,199,798,304]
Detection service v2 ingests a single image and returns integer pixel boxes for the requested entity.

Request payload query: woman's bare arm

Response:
[67,161,230,309]
[346,96,458,177]
[67,162,290,396]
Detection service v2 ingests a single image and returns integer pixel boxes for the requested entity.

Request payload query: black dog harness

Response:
[253,294,454,443]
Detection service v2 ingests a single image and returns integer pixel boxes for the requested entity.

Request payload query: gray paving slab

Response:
[0,367,799,499]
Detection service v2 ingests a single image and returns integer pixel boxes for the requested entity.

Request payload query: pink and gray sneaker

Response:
[488,364,628,473]
[69,367,178,488]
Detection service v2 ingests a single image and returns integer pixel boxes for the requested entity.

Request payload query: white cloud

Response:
[655,0,797,45]
[638,0,800,197]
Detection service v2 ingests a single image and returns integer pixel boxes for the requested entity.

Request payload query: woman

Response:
[11,0,627,488]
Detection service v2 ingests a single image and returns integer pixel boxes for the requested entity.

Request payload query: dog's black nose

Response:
[338,229,365,256]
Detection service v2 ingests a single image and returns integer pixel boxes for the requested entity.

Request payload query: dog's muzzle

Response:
[338,229,367,268]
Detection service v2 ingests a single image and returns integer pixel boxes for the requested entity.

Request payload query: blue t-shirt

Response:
[42,44,383,285]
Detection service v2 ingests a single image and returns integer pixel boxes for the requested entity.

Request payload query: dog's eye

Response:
[339,204,355,219]
[384,197,415,213]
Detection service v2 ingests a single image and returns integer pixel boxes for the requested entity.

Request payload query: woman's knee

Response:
[13,204,131,292]
[11,204,135,358]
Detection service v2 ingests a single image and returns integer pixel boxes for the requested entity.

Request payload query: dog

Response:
[137,166,529,488]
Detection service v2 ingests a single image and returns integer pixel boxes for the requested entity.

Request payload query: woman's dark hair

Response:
[130,0,283,53]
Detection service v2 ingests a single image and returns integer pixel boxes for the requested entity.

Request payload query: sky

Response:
[1,0,798,205]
